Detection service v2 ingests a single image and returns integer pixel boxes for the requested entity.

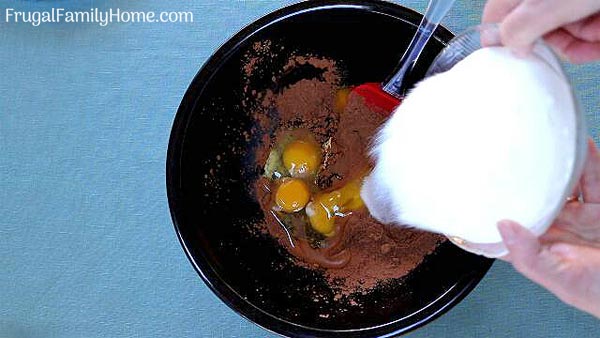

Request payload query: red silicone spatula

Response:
[354,0,456,113]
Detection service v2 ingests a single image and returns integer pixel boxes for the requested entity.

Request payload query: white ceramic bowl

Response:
[425,24,587,258]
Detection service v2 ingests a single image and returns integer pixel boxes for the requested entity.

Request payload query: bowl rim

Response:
[166,0,494,336]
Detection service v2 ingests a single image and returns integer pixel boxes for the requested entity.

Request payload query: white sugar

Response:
[361,47,577,244]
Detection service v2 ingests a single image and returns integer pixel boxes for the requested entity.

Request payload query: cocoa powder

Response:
[245,45,444,296]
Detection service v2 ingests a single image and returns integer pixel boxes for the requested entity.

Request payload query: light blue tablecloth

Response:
[1,1,599,337]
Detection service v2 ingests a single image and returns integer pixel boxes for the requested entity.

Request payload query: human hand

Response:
[483,0,600,63]
[497,138,600,319]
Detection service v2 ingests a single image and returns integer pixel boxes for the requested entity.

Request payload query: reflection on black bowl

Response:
[167,0,494,336]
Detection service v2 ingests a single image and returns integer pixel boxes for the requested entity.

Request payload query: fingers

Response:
[563,12,600,42]
[548,241,599,262]
[544,29,581,60]
[581,138,600,203]
[552,203,600,243]
[482,0,522,24]
[562,41,600,64]
[497,220,568,290]
[545,29,600,63]
[498,221,577,307]
[547,139,600,242]
[556,203,600,228]
[540,224,600,248]
[498,220,543,274]
[545,243,600,317]
[496,0,600,53]
[499,220,600,319]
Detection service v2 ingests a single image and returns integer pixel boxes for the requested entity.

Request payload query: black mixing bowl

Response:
[167,1,494,336]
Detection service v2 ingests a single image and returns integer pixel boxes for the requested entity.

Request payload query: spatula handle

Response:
[424,0,455,25]
[383,0,456,98]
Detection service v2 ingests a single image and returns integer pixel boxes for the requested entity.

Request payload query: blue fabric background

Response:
[1,1,599,337]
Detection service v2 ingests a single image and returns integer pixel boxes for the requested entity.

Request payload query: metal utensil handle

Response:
[383,0,456,98]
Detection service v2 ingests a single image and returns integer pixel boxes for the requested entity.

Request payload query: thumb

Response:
[499,221,600,318]
[497,220,562,284]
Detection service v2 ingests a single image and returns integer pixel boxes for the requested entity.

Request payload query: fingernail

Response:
[497,221,517,246]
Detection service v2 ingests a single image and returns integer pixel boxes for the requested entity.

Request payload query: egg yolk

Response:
[334,88,351,114]
[282,140,321,177]
[275,178,311,213]
[306,178,365,236]
[306,197,336,237]
[337,178,364,210]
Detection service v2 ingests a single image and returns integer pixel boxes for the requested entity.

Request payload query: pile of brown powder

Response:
[245,42,444,295]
